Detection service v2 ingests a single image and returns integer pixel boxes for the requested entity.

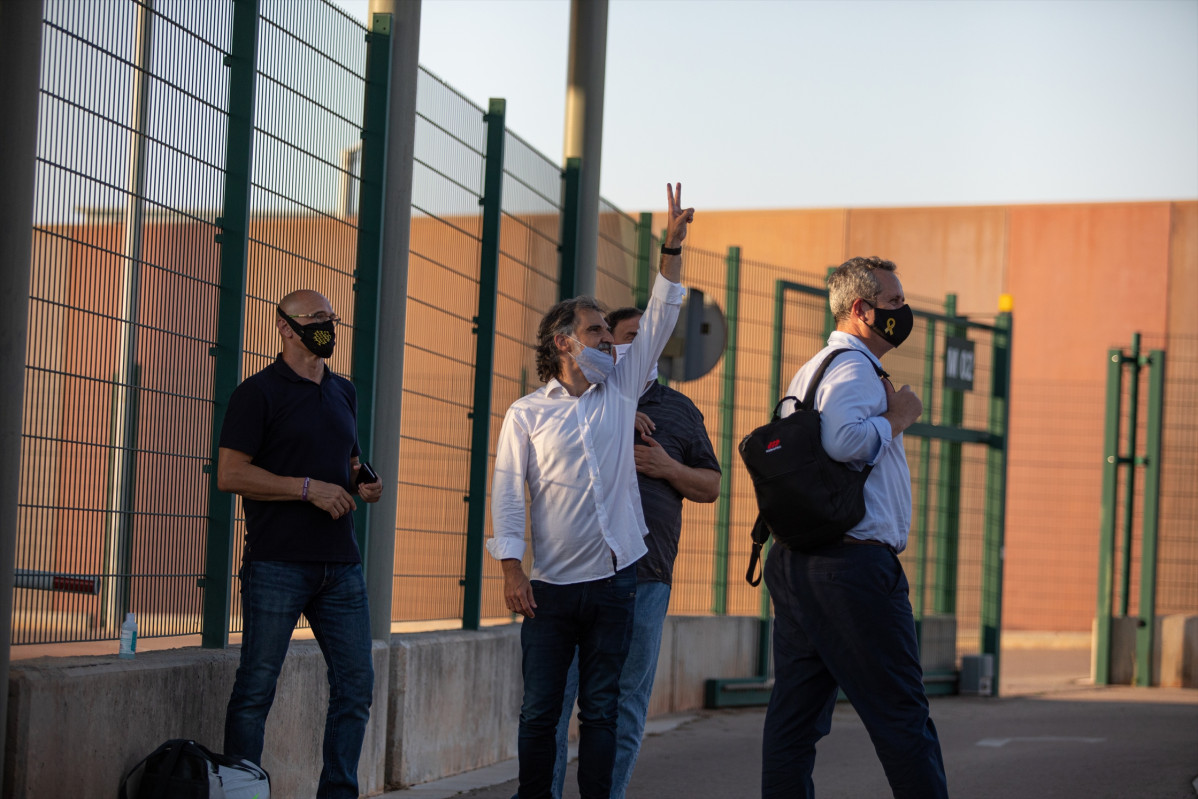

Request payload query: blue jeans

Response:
[517,564,637,799]
[224,560,374,799]
[761,542,948,799]
[551,580,672,799]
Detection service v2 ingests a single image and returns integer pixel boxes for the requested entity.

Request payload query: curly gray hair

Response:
[534,296,605,383]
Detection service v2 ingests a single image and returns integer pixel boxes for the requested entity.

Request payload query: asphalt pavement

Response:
[384,648,1198,799]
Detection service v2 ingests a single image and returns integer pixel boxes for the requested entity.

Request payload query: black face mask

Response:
[277,307,336,358]
[864,301,914,348]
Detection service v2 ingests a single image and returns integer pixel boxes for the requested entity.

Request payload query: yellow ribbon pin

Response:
[884,318,896,335]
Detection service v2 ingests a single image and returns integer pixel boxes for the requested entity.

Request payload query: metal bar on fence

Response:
[202,0,261,649]
[634,211,652,309]
[365,0,421,640]
[104,0,154,634]
[914,312,936,622]
[1118,333,1142,617]
[558,156,581,302]
[462,97,506,631]
[350,12,393,563]
[823,267,836,339]
[1136,349,1166,686]
[980,300,1013,695]
[0,0,44,773]
[712,246,740,615]
[1095,345,1124,684]
[935,295,964,615]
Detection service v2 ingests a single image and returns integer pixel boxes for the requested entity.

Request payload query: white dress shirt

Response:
[783,331,913,552]
[487,274,686,584]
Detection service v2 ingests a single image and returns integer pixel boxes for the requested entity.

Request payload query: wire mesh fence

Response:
[390,65,487,625]
[14,2,1195,652]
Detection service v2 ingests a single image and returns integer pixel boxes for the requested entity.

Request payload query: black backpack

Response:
[740,348,887,585]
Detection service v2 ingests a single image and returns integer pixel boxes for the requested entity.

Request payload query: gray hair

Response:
[827,256,897,321]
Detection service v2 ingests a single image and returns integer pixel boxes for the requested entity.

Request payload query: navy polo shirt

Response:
[219,355,361,563]
[633,382,721,585]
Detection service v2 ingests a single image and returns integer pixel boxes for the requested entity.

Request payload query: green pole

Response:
[1095,347,1124,685]
[1135,349,1166,686]
[634,211,653,308]
[1117,333,1141,617]
[202,0,259,649]
[462,98,506,630]
[712,246,740,615]
[756,279,790,676]
[914,314,936,623]
[349,12,393,562]
[558,156,581,301]
[980,304,1012,695]
[934,295,964,615]
[822,266,836,339]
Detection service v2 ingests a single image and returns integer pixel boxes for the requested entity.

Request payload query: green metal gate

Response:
[707,276,1012,704]
[1093,333,1166,686]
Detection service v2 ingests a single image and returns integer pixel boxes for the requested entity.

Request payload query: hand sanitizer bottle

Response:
[119,612,137,659]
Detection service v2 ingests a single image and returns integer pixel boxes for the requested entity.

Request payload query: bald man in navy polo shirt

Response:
[217,289,382,799]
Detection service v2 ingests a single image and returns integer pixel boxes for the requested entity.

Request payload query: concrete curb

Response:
[377,714,699,798]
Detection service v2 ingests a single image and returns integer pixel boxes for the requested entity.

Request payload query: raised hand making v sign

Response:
[660,182,695,283]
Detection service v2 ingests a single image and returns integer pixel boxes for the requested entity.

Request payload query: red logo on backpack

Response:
[766,439,781,453]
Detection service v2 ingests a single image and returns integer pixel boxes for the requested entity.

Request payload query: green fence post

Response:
[914,313,936,624]
[756,279,791,675]
[1118,334,1141,617]
[202,0,259,649]
[462,98,506,631]
[712,246,740,615]
[1136,349,1166,686]
[1095,346,1124,685]
[349,12,393,562]
[822,266,836,339]
[634,211,653,309]
[558,156,581,301]
[934,295,964,615]
[980,301,1012,695]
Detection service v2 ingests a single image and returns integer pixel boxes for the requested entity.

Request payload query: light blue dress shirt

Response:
[783,331,913,552]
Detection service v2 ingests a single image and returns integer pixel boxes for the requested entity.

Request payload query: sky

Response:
[334,0,1196,213]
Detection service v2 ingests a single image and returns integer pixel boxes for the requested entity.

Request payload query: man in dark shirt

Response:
[550,306,721,799]
[217,289,382,799]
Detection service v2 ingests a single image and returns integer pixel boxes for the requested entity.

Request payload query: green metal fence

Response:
[12,0,1040,657]
[1093,332,1198,685]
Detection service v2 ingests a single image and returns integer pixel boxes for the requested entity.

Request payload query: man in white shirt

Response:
[488,185,694,799]
[761,256,948,799]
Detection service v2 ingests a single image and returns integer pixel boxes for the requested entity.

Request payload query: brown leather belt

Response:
[841,535,896,553]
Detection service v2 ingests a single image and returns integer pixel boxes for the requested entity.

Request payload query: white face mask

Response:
[568,337,615,384]
[613,342,658,387]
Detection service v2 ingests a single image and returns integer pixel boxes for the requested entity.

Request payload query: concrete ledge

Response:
[4,640,389,799]
[1092,614,1198,687]
[387,626,522,788]
[5,616,765,795]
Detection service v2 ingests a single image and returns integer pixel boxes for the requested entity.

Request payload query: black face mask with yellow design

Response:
[277,306,337,358]
[864,300,914,348]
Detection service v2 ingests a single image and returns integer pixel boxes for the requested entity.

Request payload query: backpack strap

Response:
[746,514,772,586]
[800,348,888,410]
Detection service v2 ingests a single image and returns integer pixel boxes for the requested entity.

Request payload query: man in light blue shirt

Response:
[761,256,949,799]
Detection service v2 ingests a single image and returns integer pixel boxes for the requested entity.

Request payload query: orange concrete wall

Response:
[658,201,1196,631]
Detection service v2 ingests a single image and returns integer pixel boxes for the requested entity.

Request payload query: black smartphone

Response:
[355,460,379,485]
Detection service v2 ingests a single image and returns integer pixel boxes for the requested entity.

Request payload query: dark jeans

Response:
[518,564,637,799]
[761,542,948,799]
[224,560,374,799]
